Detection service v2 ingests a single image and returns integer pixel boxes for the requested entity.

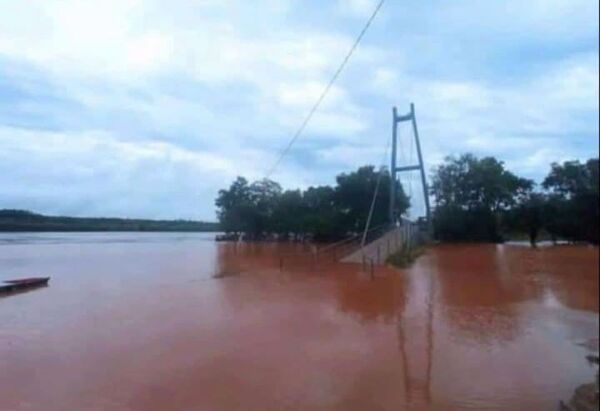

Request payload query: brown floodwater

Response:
[0,233,598,411]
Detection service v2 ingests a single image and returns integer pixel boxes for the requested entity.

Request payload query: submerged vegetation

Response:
[431,154,599,245]
[0,209,219,232]
[215,165,409,241]
[216,155,599,246]
[386,244,425,268]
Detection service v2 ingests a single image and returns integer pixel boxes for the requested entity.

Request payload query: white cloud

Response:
[0,127,235,218]
[0,0,168,79]
[0,0,381,143]
[337,0,378,18]
[317,144,387,168]
[276,82,346,108]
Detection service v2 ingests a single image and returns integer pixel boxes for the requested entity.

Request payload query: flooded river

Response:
[0,233,598,411]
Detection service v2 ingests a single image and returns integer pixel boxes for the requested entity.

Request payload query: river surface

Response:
[0,232,598,411]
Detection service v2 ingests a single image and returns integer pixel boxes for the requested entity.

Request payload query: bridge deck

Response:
[341,225,419,264]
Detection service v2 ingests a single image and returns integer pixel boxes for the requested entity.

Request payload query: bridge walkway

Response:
[341,223,422,264]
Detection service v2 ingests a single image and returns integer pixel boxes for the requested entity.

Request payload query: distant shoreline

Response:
[0,209,220,232]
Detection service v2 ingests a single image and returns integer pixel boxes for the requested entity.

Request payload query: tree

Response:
[245,179,282,239]
[430,154,533,242]
[215,177,251,236]
[214,165,411,241]
[542,159,599,244]
[507,192,545,247]
[335,166,409,232]
[272,189,304,239]
[432,154,532,211]
[542,194,573,243]
[302,185,341,240]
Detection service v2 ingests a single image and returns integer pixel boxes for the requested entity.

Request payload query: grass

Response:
[386,244,425,268]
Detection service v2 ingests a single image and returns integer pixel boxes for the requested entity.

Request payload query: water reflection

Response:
[395,258,436,408]
[0,283,49,299]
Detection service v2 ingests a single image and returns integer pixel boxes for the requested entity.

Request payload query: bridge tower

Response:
[389,103,431,229]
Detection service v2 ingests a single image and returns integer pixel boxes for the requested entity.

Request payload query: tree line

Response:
[431,154,599,245]
[216,154,598,246]
[0,209,219,232]
[215,166,409,241]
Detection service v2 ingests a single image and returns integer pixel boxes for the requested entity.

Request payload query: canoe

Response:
[4,277,50,286]
[0,277,50,294]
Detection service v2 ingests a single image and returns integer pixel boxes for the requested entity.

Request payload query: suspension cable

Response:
[264,0,386,179]
[360,133,392,247]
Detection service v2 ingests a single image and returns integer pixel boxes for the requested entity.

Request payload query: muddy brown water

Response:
[0,233,598,411]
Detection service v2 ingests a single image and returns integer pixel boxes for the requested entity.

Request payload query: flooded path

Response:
[0,233,598,410]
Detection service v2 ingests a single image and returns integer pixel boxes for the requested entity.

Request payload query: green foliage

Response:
[214,177,284,239]
[431,154,533,242]
[215,177,251,234]
[0,209,219,232]
[542,159,599,244]
[431,154,599,245]
[272,189,303,238]
[215,165,410,241]
[301,186,341,240]
[505,192,545,246]
[386,244,424,268]
[335,166,409,232]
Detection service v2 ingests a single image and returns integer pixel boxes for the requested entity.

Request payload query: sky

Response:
[0,0,598,220]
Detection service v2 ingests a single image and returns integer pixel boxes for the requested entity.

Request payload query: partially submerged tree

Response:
[215,177,251,237]
[271,189,303,239]
[335,166,409,233]
[215,165,410,241]
[507,192,546,247]
[217,155,599,245]
[430,154,532,242]
[431,154,599,245]
[543,159,599,244]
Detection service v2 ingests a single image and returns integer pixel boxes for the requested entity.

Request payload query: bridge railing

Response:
[276,223,390,270]
[340,218,429,266]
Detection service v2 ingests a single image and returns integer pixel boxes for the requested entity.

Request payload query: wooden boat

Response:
[0,277,50,294]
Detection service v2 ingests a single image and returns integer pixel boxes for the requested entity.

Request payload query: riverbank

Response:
[0,209,219,232]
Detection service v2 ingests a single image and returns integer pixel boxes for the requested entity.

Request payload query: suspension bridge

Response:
[256,0,430,268]
[343,102,432,266]
[274,102,432,272]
